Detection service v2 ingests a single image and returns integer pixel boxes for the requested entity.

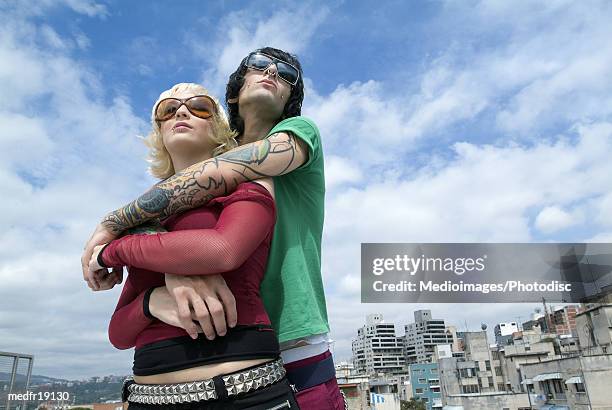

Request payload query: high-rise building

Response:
[351,314,405,375]
[403,310,454,363]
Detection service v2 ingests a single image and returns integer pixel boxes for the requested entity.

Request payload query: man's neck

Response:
[241,112,277,144]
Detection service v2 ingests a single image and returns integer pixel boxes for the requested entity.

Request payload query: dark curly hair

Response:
[225,47,304,137]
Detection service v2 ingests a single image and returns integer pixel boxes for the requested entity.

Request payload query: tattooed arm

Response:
[102,132,306,234]
[82,132,307,288]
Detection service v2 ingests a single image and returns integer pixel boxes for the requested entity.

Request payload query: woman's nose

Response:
[175,103,190,118]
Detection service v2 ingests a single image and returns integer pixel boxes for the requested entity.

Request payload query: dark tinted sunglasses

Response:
[244,52,300,86]
[154,95,217,122]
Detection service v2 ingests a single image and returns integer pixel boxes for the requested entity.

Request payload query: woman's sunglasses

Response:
[244,52,300,86]
[154,95,217,122]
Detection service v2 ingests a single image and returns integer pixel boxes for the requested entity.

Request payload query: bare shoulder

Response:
[252,177,275,200]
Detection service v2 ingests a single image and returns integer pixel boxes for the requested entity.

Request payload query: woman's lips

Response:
[173,122,192,131]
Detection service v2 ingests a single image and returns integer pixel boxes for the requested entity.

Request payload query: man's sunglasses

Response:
[154,95,217,122]
[244,52,300,86]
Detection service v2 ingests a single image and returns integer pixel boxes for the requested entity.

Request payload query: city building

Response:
[494,322,519,346]
[521,353,612,409]
[404,310,454,364]
[538,305,579,336]
[352,314,405,375]
[409,363,442,410]
[443,391,531,409]
[575,303,612,356]
[498,328,557,392]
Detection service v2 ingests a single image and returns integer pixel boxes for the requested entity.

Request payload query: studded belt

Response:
[123,359,286,405]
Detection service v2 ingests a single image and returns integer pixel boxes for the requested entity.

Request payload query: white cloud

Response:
[325,155,362,190]
[0,4,148,379]
[535,206,576,234]
[1,0,108,19]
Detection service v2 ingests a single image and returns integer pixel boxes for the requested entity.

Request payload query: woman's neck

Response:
[172,151,213,173]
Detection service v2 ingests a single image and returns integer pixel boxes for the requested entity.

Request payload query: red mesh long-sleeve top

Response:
[100,182,278,375]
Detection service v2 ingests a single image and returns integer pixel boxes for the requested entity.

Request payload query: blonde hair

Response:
[144,83,238,179]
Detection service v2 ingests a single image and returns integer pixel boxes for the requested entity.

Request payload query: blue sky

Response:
[1,0,612,379]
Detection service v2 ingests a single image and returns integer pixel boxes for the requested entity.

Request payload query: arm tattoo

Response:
[101,132,300,234]
[124,221,168,236]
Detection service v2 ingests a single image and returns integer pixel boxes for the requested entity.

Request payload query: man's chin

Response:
[241,91,284,116]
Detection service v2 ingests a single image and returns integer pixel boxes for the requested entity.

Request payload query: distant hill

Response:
[30,374,72,385]
[0,372,71,385]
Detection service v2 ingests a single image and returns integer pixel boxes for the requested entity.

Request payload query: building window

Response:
[541,381,552,395]
[498,383,505,391]
[415,388,423,394]
[418,378,426,384]
[495,367,503,376]
[461,385,479,394]
[575,383,586,393]
[485,360,491,371]
[553,379,564,394]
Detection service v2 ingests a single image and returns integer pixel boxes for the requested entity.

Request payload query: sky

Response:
[1,0,612,380]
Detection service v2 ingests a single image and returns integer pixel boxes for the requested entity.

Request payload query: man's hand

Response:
[92,267,123,291]
[148,287,202,338]
[164,273,237,340]
[82,223,118,290]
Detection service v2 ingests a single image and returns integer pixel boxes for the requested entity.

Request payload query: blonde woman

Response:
[90,83,298,409]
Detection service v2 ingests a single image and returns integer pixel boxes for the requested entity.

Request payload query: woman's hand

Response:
[82,223,118,290]
[86,244,123,291]
[149,287,202,339]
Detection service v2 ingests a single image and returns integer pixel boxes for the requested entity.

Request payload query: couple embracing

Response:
[81,47,345,410]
